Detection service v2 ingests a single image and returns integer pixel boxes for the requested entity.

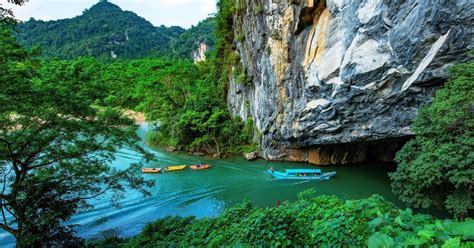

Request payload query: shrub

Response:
[95,192,474,247]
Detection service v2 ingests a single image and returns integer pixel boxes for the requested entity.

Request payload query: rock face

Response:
[244,152,259,161]
[193,42,208,63]
[227,0,474,165]
[193,152,205,157]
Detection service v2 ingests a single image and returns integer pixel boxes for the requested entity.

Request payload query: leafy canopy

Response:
[0,20,153,247]
[15,1,216,61]
[390,57,474,218]
[100,58,257,155]
[90,192,474,247]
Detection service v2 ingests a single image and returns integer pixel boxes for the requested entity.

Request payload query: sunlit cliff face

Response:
[227,0,473,164]
[193,42,208,63]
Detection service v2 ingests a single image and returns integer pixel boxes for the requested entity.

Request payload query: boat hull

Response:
[267,170,336,180]
[165,165,187,171]
[142,168,162,173]
[190,164,211,170]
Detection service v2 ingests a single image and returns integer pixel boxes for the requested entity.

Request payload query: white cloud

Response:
[0,0,217,28]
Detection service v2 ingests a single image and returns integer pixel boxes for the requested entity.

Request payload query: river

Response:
[0,123,400,246]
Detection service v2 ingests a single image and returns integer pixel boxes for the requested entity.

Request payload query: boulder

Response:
[166,147,177,152]
[244,152,259,161]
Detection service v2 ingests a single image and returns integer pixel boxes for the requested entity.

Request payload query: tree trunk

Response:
[212,135,220,156]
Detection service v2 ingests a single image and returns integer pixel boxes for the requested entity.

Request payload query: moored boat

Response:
[190,164,211,170]
[267,168,336,180]
[165,165,187,172]
[142,168,162,173]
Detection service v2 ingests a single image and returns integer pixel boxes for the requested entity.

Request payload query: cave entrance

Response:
[304,137,411,167]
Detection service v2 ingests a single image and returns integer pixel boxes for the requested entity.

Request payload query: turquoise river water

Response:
[0,123,403,246]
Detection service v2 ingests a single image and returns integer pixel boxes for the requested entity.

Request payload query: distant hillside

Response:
[16,1,215,60]
[166,17,215,60]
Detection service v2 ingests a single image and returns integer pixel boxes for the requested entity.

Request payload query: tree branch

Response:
[27,138,110,171]
[0,222,17,236]
[0,138,20,175]
[15,113,57,159]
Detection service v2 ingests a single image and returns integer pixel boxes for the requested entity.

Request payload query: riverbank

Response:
[89,193,473,247]
[74,124,412,242]
[123,111,401,165]
[0,123,449,247]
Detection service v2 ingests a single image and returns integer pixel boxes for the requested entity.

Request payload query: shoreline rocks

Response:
[244,152,259,161]
[166,147,178,152]
[192,152,205,157]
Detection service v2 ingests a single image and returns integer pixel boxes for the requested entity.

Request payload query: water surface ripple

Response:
[0,123,398,246]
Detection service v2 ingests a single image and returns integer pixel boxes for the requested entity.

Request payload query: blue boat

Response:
[267,168,336,180]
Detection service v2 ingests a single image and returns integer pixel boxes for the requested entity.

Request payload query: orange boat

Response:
[142,168,162,173]
[190,164,211,170]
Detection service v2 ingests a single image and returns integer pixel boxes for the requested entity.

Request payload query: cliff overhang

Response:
[227,0,474,164]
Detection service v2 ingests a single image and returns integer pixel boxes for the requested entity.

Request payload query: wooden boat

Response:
[267,168,336,180]
[190,164,212,170]
[164,165,187,172]
[142,168,162,173]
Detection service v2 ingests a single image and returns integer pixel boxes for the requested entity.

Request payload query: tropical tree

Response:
[390,57,474,218]
[0,18,153,247]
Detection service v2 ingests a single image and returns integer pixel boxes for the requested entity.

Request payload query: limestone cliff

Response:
[193,42,208,63]
[227,0,474,164]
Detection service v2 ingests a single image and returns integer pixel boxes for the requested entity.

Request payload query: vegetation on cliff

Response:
[16,1,216,61]
[13,0,253,156]
[390,57,474,219]
[89,191,474,247]
[167,17,216,60]
[90,0,257,155]
[100,58,256,155]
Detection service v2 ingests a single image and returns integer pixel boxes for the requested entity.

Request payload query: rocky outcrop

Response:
[227,0,474,165]
[244,152,259,161]
[193,42,208,63]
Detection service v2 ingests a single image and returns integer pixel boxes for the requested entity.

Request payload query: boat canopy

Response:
[286,169,321,174]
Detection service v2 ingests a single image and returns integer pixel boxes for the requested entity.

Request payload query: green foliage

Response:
[16,2,215,61]
[102,58,186,109]
[236,32,245,42]
[0,21,153,247]
[97,56,257,155]
[86,0,259,155]
[12,0,251,155]
[90,193,474,247]
[214,0,239,81]
[166,18,216,60]
[123,217,195,247]
[390,58,474,218]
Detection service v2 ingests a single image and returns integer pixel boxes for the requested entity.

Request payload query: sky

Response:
[0,0,217,28]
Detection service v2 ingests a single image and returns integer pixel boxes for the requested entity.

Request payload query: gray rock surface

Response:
[193,42,208,63]
[227,0,474,164]
[244,152,259,161]
[166,146,178,152]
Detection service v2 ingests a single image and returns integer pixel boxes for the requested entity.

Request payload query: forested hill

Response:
[15,1,215,60]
